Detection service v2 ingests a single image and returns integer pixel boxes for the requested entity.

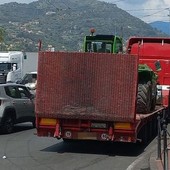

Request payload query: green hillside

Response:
[0,0,166,52]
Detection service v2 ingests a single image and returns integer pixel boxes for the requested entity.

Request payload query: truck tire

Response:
[1,115,14,134]
[137,82,151,113]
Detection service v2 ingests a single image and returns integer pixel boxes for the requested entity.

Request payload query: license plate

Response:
[77,132,97,140]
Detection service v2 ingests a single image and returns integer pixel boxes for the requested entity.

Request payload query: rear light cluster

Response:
[39,118,58,126]
[114,122,133,130]
[0,99,2,106]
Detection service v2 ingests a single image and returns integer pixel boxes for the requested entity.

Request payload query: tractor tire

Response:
[137,82,152,113]
[151,86,157,111]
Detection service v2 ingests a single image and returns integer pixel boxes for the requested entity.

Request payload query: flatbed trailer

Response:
[35,51,167,143]
[36,106,164,143]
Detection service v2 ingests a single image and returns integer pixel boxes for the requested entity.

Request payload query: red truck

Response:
[127,37,170,108]
[35,37,170,144]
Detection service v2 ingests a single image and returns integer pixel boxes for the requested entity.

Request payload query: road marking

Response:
[126,156,145,170]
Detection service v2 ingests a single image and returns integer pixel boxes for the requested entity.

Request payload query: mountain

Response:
[0,0,167,52]
[150,21,170,35]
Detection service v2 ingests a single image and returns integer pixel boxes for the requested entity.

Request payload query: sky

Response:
[106,0,170,23]
[0,0,170,23]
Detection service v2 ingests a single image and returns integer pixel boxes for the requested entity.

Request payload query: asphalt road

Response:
[0,123,159,170]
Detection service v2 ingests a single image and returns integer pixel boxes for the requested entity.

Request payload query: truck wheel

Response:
[137,82,151,113]
[2,116,14,134]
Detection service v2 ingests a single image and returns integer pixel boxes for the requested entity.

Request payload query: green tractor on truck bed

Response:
[137,64,157,113]
[84,29,158,113]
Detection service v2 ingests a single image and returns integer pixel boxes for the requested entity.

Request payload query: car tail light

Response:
[0,99,1,106]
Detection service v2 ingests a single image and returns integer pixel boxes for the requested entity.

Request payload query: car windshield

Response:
[0,63,12,71]
[22,73,37,84]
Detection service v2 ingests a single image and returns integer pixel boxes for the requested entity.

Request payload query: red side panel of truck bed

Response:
[127,37,170,86]
[36,52,138,122]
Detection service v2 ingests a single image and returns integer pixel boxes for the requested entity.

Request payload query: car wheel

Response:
[2,116,14,134]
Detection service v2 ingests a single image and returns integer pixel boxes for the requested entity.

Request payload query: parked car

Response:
[0,83,35,134]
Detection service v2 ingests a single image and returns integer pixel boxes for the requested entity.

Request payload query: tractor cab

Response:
[84,29,123,54]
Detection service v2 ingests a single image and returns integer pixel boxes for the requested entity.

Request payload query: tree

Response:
[0,27,5,43]
[0,27,5,50]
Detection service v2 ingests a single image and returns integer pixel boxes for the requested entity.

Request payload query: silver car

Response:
[0,83,35,133]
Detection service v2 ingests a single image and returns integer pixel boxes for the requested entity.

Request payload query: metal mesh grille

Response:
[36,52,138,122]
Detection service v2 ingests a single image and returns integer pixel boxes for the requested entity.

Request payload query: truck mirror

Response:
[24,54,27,59]
[23,52,27,59]
[155,60,161,71]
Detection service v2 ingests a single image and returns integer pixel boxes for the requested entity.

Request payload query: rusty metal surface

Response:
[36,52,138,122]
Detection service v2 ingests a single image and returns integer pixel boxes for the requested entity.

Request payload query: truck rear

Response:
[35,51,162,143]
